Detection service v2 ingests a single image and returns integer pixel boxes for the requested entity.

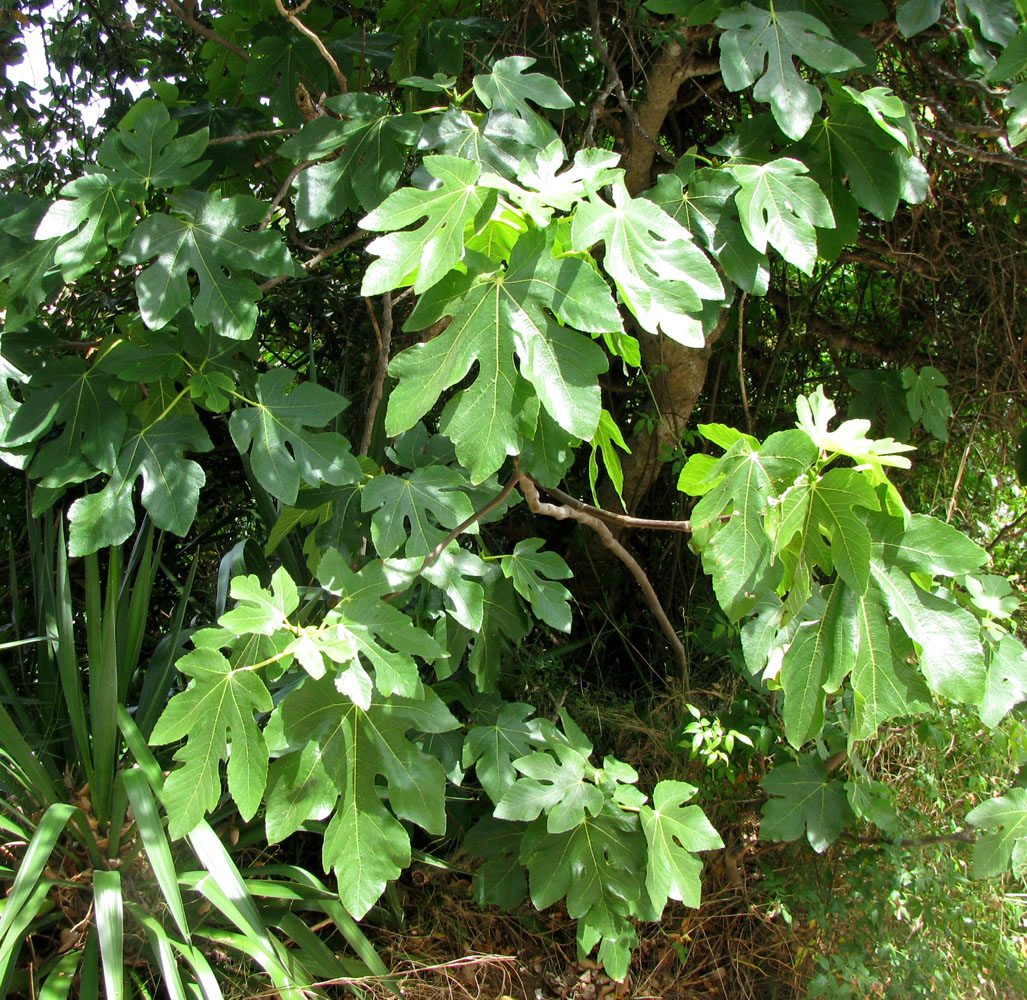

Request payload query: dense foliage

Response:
[2,0,1027,995]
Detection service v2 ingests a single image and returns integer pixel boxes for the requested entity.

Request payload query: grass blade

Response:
[130,907,189,1000]
[37,949,81,1000]
[93,868,124,1000]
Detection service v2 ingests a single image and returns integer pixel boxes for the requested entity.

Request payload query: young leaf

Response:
[150,645,273,838]
[121,192,298,339]
[229,369,361,506]
[641,780,723,911]
[760,755,851,852]
[495,745,603,834]
[966,787,1027,878]
[218,567,299,638]
[716,3,862,139]
[500,538,573,632]
[571,176,724,346]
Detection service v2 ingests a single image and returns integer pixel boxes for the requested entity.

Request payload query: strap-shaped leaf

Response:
[120,191,298,339]
[150,645,273,838]
[760,755,851,852]
[229,369,361,506]
[387,231,612,481]
[571,177,724,346]
[717,2,862,139]
[641,780,723,911]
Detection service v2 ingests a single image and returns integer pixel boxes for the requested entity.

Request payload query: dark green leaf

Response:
[760,755,851,852]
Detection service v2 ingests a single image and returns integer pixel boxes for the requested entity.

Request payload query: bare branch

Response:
[258,231,365,292]
[519,476,690,688]
[274,0,348,94]
[360,292,393,457]
[532,480,692,533]
[208,128,298,145]
[164,0,249,61]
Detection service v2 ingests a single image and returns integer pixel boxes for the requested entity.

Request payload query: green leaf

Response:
[691,430,818,620]
[120,191,298,339]
[4,357,126,485]
[1003,82,1027,146]
[97,101,209,190]
[468,574,531,691]
[806,99,904,220]
[359,155,491,295]
[522,807,643,974]
[966,787,1027,878]
[980,635,1027,728]
[0,198,63,330]
[317,550,445,699]
[229,369,361,506]
[716,3,862,139]
[218,567,299,637]
[420,109,536,178]
[496,744,603,833]
[645,163,770,295]
[464,700,542,803]
[36,173,142,279]
[588,409,630,507]
[901,365,952,441]
[875,512,988,578]
[989,27,1027,80]
[848,587,930,741]
[571,176,724,346]
[780,585,854,746]
[730,159,835,274]
[361,465,475,557]
[472,55,574,120]
[68,409,213,557]
[462,816,528,909]
[150,645,273,838]
[897,0,943,36]
[846,369,912,439]
[777,467,878,594]
[265,739,337,843]
[641,780,723,911]
[386,231,611,481]
[870,560,987,704]
[760,756,851,852]
[500,537,573,632]
[284,94,421,224]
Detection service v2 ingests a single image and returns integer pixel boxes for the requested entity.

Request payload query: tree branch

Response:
[519,476,690,688]
[274,0,348,93]
[164,0,249,61]
[360,292,393,458]
[532,480,692,533]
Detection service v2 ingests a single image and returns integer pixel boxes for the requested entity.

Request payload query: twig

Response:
[420,469,523,572]
[987,506,1027,552]
[587,0,677,166]
[842,829,975,849]
[519,476,690,688]
[532,480,692,532]
[208,128,298,145]
[260,158,317,229]
[737,291,752,435]
[274,0,348,94]
[359,292,392,457]
[164,0,249,61]
[920,125,1027,175]
[258,231,365,292]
